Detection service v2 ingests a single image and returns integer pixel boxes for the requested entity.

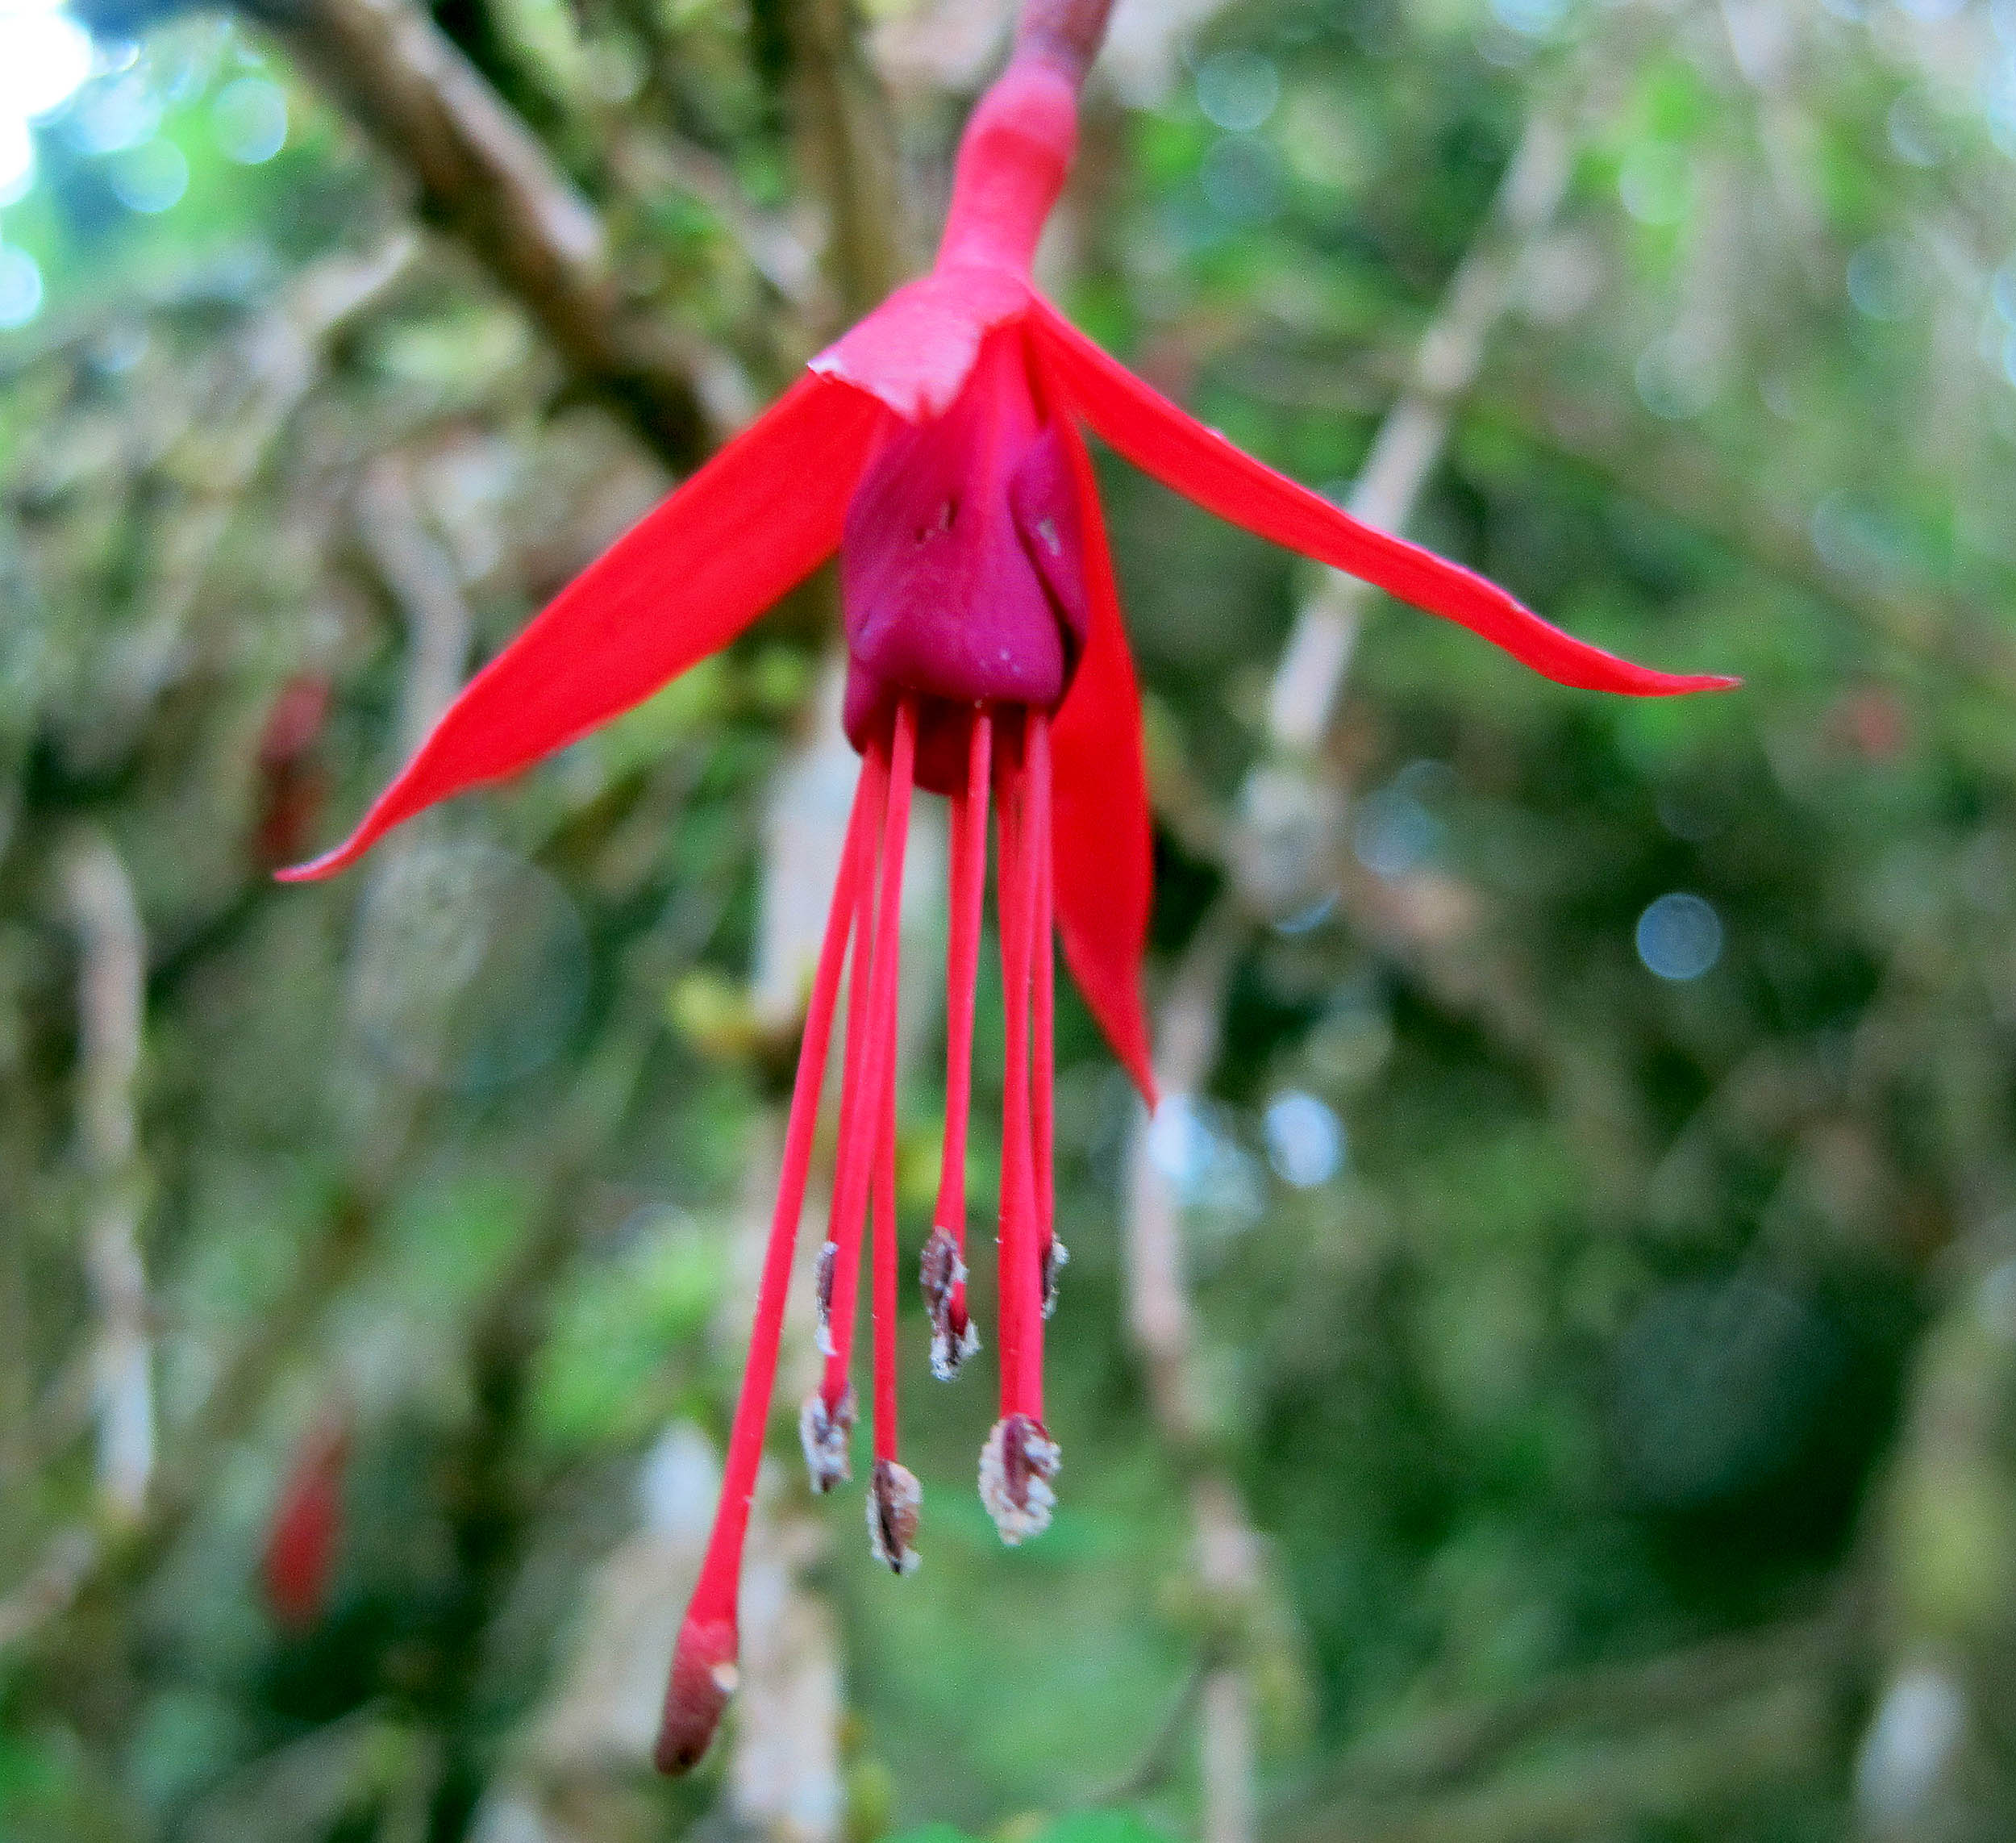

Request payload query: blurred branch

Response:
[1313,1589,1864,1803]
[792,0,912,317]
[81,234,416,769]
[1124,897,1243,1445]
[1284,1678,1840,1843]
[1122,897,1263,1843]
[59,832,152,1528]
[354,456,477,757]
[72,0,715,466]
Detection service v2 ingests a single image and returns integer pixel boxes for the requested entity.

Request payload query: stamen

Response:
[816,705,915,1433]
[993,732,1030,1417]
[921,1228,981,1380]
[867,1457,923,1574]
[656,740,884,1775]
[869,931,901,1471]
[927,708,991,1375]
[978,1412,1060,1546]
[993,715,1046,1431]
[813,1238,839,1357]
[812,767,884,1428]
[1041,1238,1069,1320]
[1029,711,1059,1316]
[798,1383,856,1493]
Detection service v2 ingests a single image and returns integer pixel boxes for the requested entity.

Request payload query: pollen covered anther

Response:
[799,1385,856,1493]
[920,1224,981,1380]
[1039,1237,1068,1320]
[979,1412,1060,1545]
[813,1238,840,1357]
[867,1457,923,1574]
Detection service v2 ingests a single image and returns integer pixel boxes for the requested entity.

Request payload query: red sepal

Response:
[1030,300,1738,698]
[1048,408,1156,1105]
[282,374,887,880]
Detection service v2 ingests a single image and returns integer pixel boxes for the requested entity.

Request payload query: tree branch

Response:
[73,0,713,467]
[59,832,152,1527]
[1264,112,1572,757]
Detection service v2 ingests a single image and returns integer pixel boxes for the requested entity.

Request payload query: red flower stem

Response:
[1014,0,1117,85]
[818,741,891,1411]
[821,703,917,1415]
[1031,714,1056,1263]
[681,745,881,1628]
[935,710,993,1313]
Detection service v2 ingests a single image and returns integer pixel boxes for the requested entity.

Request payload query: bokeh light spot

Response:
[1847,237,1924,321]
[1635,891,1722,981]
[1201,134,1283,223]
[0,244,43,327]
[213,75,287,164]
[1264,1090,1345,1189]
[1195,52,1278,133]
[106,136,190,214]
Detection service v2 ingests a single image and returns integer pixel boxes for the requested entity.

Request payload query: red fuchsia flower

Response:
[282,14,1732,1775]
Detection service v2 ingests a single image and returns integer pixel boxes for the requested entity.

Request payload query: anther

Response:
[798,1384,856,1493]
[1040,1238,1068,1320]
[978,1413,1060,1545]
[866,1457,923,1574]
[920,1225,981,1380]
[813,1239,840,1357]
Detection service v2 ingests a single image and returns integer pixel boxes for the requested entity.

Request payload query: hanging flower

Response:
[284,31,1731,1775]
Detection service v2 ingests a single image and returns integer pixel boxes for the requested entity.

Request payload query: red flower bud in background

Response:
[261,1411,350,1633]
[250,674,333,872]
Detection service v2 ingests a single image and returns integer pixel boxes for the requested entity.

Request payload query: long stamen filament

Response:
[802,744,892,1490]
[814,701,916,1482]
[1030,713,1063,1317]
[980,714,1061,1545]
[925,708,992,1378]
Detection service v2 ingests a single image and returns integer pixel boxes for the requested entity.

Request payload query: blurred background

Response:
[2,0,2014,1838]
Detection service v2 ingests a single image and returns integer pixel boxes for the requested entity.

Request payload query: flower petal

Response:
[812,265,1032,423]
[1049,406,1156,1105]
[1029,301,1738,698]
[282,373,887,880]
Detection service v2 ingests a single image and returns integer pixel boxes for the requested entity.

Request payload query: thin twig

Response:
[1314,1590,1864,1803]
[792,0,913,318]
[81,234,417,770]
[60,832,152,1527]
[1265,113,1572,757]
[354,455,478,757]
[72,0,711,466]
